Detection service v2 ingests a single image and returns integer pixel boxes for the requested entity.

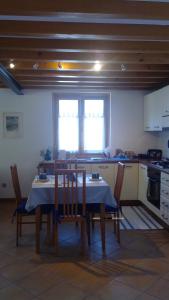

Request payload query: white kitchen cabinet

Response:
[138,164,148,205]
[114,163,139,200]
[160,172,169,224]
[76,163,92,173]
[160,86,169,127]
[92,163,115,191]
[144,91,162,131]
[160,86,169,117]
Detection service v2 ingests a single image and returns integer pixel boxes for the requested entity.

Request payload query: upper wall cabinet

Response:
[160,86,169,128]
[144,91,162,131]
[160,86,169,117]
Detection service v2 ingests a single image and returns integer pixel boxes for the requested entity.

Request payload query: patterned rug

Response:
[120,206,163,230]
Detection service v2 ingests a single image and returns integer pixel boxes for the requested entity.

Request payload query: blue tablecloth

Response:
[26,178,116,212]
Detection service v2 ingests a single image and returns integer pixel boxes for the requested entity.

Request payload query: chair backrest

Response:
[10,165,22,205]
[54,169,86,217]
[114,162,125,206]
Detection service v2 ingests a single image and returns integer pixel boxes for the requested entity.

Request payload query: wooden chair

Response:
[91,162,125,251]
[53,169,87,252]
[10,165,52,252]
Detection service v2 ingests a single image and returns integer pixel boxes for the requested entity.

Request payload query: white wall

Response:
[0,88,159,198]
[0,89,53,198]
[110,90,158,155]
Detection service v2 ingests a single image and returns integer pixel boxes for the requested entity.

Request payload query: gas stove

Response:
[151,160,169,169]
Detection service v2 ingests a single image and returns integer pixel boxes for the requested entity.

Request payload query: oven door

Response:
[147,178,160,209]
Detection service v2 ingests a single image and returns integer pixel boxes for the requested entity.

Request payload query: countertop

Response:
[38,158,150,165]
[38,158,169,174]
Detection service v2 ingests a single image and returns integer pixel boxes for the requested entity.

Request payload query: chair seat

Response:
[13,199,53,217]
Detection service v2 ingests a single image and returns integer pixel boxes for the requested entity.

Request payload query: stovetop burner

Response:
[151,160,169,169]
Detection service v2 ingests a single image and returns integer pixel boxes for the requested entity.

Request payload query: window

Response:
[53,94,110,153]
[84,100,104,151]
[58,100,79,151]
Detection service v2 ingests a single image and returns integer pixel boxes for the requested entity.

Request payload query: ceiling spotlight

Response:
[58,62,63,70]
[33,63,39,70]
[9,62,15,69]
[94,61,102,72]
[121,64,127,72]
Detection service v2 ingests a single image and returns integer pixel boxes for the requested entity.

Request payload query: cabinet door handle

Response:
[154,126,159,128]
[141,166,146,170]
[125,165,133,168]
[145,126,150,129]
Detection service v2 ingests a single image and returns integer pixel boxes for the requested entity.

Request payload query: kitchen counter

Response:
[38,158,141,166]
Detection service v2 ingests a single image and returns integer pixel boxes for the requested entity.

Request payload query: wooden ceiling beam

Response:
[1,1,169,21]
[16,77,167,84]
[0,21,169,41]
[11,70,169,79]
[0,63,23,94]
[22,86,152,91]
[2,38,169,54]
[2,50,169,64]
[20,80,159,86]
[21,82,158,88]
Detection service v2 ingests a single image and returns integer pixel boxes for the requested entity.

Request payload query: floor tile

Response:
[93,280,141,300]
[38,281,86,300]
[1,201,169,300]
[18,265,63,296]
[0,284,34,300]
[135,293,160,300]
[147,278,169,300]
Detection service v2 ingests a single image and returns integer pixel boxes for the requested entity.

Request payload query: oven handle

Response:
[148,178,160,183]
[147,180,150,199]
[147,178,160,199]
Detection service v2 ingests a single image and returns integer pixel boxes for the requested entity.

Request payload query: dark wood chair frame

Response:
[10,165,51,253]
[90,162,125,252]
[52,169,87,252]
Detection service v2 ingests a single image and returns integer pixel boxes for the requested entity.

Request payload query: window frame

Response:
[52,93,110,155]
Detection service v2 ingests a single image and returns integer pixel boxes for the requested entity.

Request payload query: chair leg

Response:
[35,206,41,254]
[113,213,117,234]
[86,213,91,246]
[46,212,51,244]
[100,204,106,253]
[116,211,120,243]
[19,215,22,237]
[80,220,86,254]
[53,223,58,249]
[16,214,19,247]
[91,212,95,230]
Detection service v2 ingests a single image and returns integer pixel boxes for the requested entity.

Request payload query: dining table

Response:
[26,175,116,211]
[26,174,117,252]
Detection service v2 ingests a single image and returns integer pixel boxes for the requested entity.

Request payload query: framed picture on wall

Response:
[3,112,23,138]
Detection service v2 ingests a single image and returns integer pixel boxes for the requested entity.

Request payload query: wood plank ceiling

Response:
[1,0,169,91]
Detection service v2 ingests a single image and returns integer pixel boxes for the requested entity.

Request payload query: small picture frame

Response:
[3,112,23,138]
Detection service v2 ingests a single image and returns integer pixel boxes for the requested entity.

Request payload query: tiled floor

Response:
[0,201,169,300]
